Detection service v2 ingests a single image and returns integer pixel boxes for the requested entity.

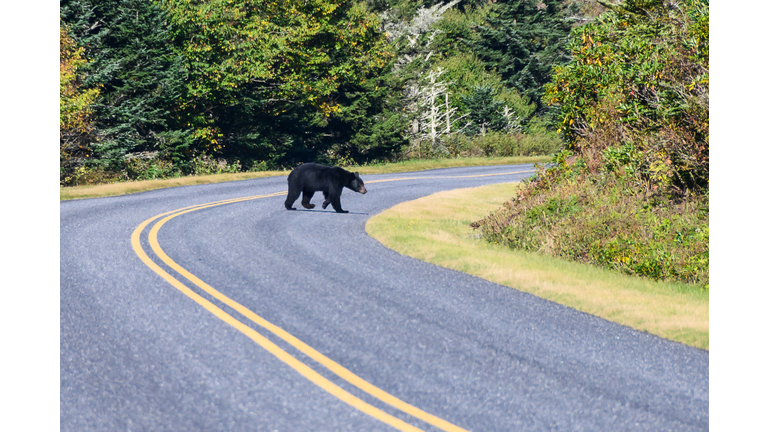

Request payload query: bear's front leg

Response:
[323,194,347,213]
[284,189,301,210]
[321,191,330,210]
[330,197,348,213]
[301,190,316,209]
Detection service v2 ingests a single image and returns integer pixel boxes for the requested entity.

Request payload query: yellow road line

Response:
[132,212,423,432]
[131,170,533,431]
[148,207,470,432]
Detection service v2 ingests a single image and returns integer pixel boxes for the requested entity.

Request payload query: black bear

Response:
[284,163,367,213]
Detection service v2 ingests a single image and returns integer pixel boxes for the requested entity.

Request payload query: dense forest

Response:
[59,0,596,185]
[61,0,708,287]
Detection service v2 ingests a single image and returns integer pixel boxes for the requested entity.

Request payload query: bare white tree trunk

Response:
[445,93,451,135]
[418,68,449,146]
[502,105,522,134]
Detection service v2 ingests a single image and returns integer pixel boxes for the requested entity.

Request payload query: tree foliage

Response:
[62,0,190,170]
[60,0,569,183]
[161,0,394,166]
[60,23,100,184]
[460,86,516,136]
[469,0,572,111]
[544,0,709,193]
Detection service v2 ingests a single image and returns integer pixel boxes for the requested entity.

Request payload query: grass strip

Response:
[59,156,550,201]
[365,183,709,350]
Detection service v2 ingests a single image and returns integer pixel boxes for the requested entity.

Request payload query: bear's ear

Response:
[355,172,360,177]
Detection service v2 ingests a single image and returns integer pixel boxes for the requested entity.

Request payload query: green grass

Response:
[365,183,709,350]
[59,156,551,201]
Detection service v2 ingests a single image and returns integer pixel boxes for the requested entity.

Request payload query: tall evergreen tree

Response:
[469,0,571,112]
[60,0,189,169]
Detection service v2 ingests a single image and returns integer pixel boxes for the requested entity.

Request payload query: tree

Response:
[460,86,509,136]
[415,68,454,148]
[469,0,571,112]
[60,23,100,184]
[61,0,189,170]
[163,0,393,166]
[433,52,535,121]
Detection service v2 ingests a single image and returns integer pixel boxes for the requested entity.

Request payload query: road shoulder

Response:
[366,183,709,350]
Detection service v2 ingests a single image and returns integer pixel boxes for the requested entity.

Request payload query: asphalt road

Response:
[60,164,708,431]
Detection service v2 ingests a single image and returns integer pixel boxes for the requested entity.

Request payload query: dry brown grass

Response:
[60,171,290,200]
[366,183,709,349]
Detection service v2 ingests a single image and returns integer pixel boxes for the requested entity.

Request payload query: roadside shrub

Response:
[189,155,242,176]
[470,132,517,157]
[497,132,562,156]
[471,1,709,289]
[441,132,562,158]
[544,0,709,196]
[471,170,709,288]
[441,134,479,157]
[248,160,271,172]
[61,165,123,186]
[122,153,181,181]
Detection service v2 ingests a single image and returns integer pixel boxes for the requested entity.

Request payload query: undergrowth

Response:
[62,132,560,187]
[405,131,562,160]
[472,157,708,288]
[61,153,245,186]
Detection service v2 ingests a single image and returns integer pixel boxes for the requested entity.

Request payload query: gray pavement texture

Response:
[60,164,708,431]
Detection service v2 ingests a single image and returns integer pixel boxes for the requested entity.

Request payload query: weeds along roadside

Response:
[61,130,563,189]
[59,155,552,201]
[471,155,709,290]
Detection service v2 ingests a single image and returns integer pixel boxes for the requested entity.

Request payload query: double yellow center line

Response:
[130,170,533,431]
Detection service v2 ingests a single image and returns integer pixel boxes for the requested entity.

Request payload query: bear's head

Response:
[351,172,367,194]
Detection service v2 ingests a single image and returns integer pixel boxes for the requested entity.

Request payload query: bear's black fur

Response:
[284,163,367,213]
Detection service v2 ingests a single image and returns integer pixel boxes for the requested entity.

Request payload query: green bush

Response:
[440,132,561,158]
[471,1,709,288]
[122,156,181,181]
[503,132,562,157]
[60,165,123,186]
[544,0,709,195]
[472,170,709,288]
[189,155,242,176]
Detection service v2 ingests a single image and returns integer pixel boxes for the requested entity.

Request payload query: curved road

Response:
[60,164,708,431]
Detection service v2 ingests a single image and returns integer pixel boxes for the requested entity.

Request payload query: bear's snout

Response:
[359,186,367,194]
